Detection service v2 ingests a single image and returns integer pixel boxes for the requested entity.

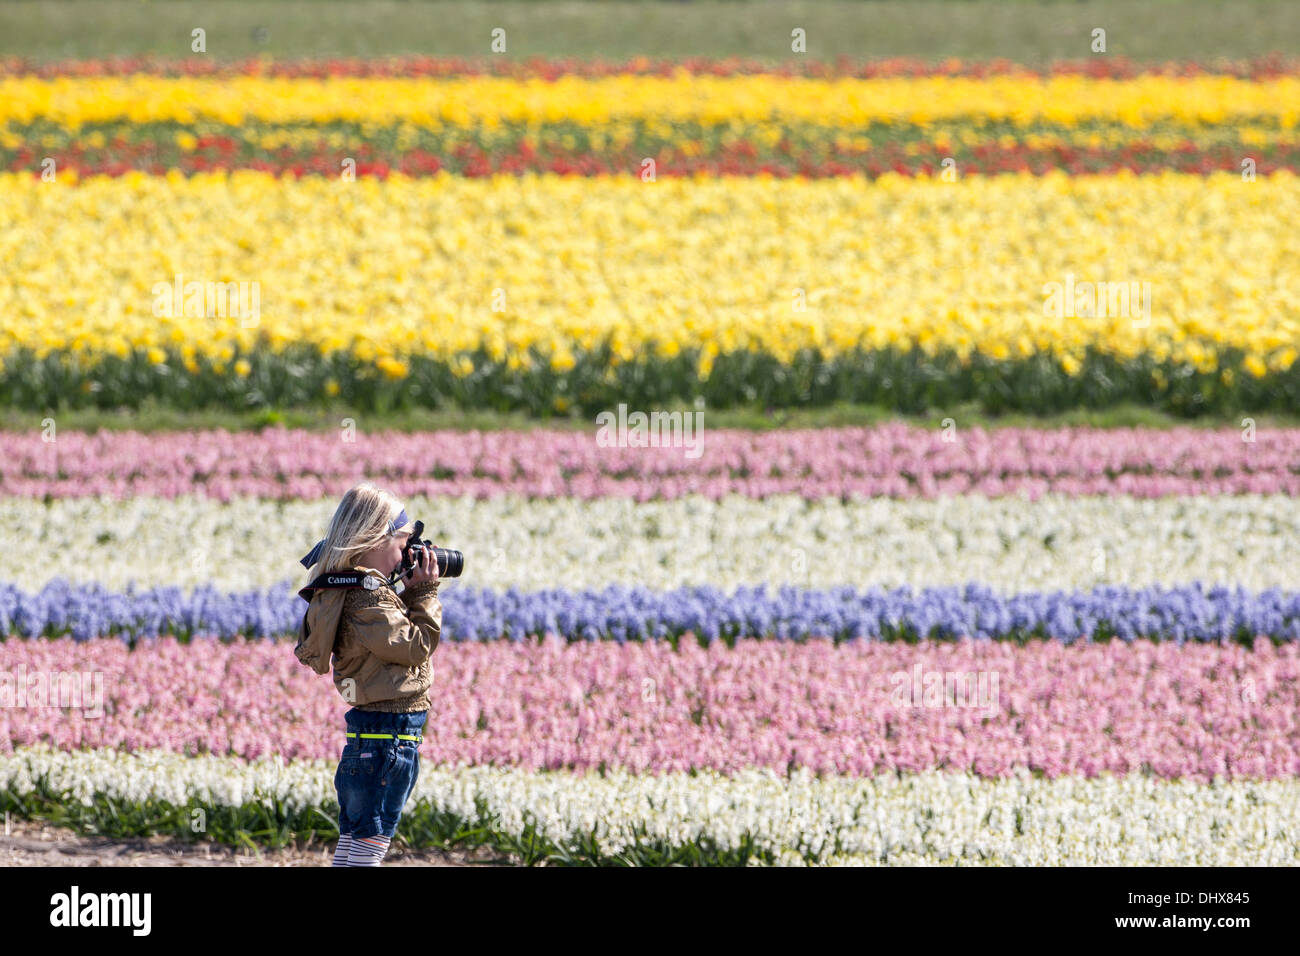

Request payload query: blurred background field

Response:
[4,0,1299,63]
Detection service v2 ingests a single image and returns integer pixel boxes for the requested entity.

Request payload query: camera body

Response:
[399,520,464,579]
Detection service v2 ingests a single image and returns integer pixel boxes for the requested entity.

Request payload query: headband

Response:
[299,507,410,569]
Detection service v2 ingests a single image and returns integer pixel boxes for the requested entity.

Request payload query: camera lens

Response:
[433,547,464,578]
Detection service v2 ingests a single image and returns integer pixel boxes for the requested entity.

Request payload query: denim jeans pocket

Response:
[375,743,419,832]
[376,741,403,786]
[338,740,383,778]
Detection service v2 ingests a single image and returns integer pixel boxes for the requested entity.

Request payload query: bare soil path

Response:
[0,816,522,866]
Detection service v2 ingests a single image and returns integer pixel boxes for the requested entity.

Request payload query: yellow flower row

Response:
[2,74,1298,128]
[1,170,1297,378]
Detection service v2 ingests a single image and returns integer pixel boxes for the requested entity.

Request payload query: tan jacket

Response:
[294,565,442,713]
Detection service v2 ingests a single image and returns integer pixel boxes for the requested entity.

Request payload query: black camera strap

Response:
[297,569,405,604]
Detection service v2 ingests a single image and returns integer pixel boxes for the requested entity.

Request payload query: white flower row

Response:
[3,745,1298,865]
[2,493,1298,596]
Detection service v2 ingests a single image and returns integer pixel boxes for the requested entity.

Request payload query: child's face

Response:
[357,530,410,575]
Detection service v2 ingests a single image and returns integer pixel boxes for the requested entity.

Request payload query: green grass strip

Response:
[5,343,1298,419]
[2,1,1298,64]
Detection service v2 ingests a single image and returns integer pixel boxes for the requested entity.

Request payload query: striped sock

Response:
[348,834,392,867]
[331,833,354,867]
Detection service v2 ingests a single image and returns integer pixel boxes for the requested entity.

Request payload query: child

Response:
[293,481,442,866]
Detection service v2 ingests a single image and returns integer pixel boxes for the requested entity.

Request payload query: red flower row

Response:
[11,139,1295,180]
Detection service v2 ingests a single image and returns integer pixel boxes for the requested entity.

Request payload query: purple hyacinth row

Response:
[3,578,1298,643]
[1,424,1298,500]
[2,636,1295,781]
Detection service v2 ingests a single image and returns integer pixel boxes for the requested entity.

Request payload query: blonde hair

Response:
[306,481,414,581]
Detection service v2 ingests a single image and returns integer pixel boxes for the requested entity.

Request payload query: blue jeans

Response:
[334,708,427,840]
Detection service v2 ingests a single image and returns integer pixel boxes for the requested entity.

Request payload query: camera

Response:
[399,520,464,579]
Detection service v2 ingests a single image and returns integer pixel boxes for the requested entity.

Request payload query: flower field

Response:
[3,425,1300,863]
[6,747,1298,865]
[3,56,1300,415]
[3,51,1300,866]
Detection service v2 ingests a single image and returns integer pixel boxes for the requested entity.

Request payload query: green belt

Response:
[346,732,423,742]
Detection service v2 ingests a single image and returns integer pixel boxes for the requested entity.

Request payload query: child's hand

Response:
[407,544,440,587]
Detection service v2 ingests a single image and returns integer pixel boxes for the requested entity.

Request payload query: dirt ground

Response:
[0,816,523,867]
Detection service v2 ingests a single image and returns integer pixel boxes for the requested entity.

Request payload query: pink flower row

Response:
[2,636,1296,781]
[2,424,1298,500]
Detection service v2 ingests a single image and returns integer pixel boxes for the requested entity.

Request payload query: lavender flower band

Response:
[7,579,1300,644]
